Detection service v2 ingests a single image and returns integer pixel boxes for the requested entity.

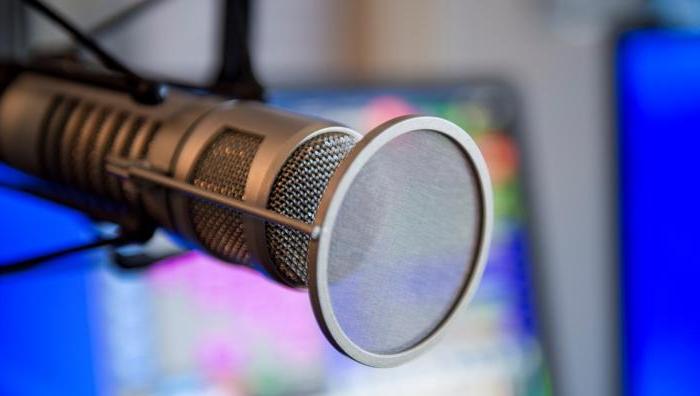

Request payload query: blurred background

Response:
[0,0,699,395]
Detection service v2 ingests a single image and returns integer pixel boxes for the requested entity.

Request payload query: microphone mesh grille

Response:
[266,132,357,286]
[189,129,263,265]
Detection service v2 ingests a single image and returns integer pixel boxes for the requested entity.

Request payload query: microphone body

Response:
[0,70,358,286]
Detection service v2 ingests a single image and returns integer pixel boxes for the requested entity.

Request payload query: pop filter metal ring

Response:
[308,115,494,367]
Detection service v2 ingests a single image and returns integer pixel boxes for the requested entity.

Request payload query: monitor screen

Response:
[616,29,700,396]
[0,82,550,395]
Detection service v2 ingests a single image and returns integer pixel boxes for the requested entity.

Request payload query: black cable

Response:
[51,0,165,58]
[0,235,130,275]
[89,0,165,39]
[21,0,134,76]
[0,181,161,274]
[20,0,167,104]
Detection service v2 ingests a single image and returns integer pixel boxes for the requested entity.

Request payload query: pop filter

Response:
[309,116,493,366]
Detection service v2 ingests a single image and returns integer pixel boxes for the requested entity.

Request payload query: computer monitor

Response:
[616,28,700,396]
[0,81,550,395]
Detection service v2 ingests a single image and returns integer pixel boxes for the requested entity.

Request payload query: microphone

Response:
[0,67,493,367]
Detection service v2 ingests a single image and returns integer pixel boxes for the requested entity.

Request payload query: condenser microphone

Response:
[0,66,493,367]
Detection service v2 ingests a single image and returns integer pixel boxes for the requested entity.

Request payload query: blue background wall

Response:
[617,29,700,396]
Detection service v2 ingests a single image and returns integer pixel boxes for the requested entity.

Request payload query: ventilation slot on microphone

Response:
[266,132,357,286]
[35,95,148,225]
[74,106,109,191]
[89,110,127,198]
[42,95,79,181]
[38,94,161,206]
[37,94,64,174]
[59,101,96,185]
[106,115,146,201]
[188,129,263,265]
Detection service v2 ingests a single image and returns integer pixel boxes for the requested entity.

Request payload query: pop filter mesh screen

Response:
[326,130,482,355]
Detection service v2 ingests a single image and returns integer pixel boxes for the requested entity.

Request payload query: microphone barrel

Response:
[0,72,360,286]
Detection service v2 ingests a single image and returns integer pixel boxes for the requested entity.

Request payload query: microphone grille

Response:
[189,130,263,265]
[266,132,357,286]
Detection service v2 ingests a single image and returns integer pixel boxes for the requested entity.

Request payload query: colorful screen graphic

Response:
[617,29,700,396]
[0,83,549,395]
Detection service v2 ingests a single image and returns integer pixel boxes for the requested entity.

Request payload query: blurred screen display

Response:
[617,29,700,396]
[0,83,550,395]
